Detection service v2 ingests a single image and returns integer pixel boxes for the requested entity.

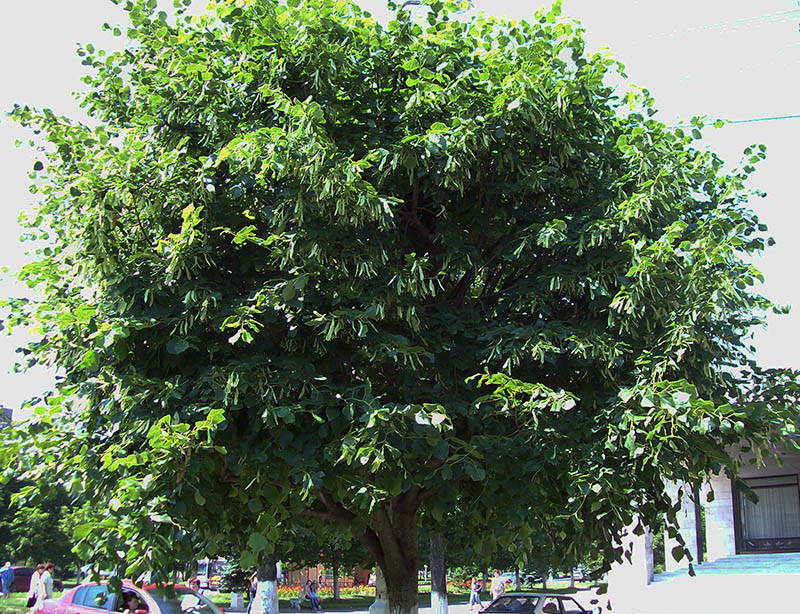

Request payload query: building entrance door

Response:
[736,475,800,553]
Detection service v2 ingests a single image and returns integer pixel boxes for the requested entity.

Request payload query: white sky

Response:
[1,0,798,418]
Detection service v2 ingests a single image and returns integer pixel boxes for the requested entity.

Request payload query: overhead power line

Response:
[629,8,800,43]
[670,114,800,129]
[725,114,800,125]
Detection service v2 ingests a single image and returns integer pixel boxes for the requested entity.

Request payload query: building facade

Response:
[679,449,800,564]
[608,445,800,595]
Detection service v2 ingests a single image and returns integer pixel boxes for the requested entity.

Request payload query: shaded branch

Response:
[373,501,405,570]
[480,262,536,304]
[314,490,386,570]
[402,179,439,263]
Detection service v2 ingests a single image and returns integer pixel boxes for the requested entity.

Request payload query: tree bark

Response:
[693,486,704,565]
[252,554,279,614]
[429,532,448,614]
[373,499,420,614]
[385,567,419,614]
[332,551,341,600]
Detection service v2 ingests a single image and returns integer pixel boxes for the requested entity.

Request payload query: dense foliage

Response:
[0,480,83,572]
[2,0,798,611]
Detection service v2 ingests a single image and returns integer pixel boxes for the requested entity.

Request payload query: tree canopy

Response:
[2,0,798,612]
[0,479,86,572]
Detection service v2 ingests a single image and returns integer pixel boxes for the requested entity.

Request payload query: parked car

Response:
[34,581,221,614]
[12,567,64,593]
[480,592,600,614]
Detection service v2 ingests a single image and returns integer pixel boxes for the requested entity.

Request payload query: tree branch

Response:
[373,501,407,574]
[300,509,333,520]
[480,262,536,304]
[399,180,443,280]
[449,266,475,305]
[314,490,386,570]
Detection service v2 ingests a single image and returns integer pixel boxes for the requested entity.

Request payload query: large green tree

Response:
[2,0,798,613]
[0,479,83,572]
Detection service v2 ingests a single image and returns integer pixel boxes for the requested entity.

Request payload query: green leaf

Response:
[248,532,268,552]
[240,550,256,568]
[166,338,190,355]
[73,523,93,539]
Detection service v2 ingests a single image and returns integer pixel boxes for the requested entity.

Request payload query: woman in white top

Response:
[28,565,45,614]
[41,563,55,601]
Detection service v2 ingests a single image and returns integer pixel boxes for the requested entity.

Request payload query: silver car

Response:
[479,592,600,614]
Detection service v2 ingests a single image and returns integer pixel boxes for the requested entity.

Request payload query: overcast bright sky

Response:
[1,0,798,417]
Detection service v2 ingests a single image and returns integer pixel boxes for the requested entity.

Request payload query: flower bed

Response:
[276,584,377,599]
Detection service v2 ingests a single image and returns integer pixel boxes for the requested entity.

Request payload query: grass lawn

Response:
[0,593,33,614]
[211,583,604,612]
[209,590,480,612]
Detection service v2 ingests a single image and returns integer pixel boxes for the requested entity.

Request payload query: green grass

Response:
[0,593,38,614]
[210,584,605,612]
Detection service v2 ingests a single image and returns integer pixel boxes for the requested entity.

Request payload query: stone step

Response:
[653,553,800,582]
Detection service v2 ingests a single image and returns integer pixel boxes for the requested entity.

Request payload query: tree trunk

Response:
[332,551,341,600]
[514,567,520,592]
[318,489,421,614]
[429,532,448,614]
[384,567,419,614]
[569,569,574,590]
[481,567,488,594]
[693,486,704,565]
[372,498,419,614]
[251,554,279,614]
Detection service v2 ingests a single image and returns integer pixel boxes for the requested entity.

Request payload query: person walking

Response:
[0,562,14,598]
[468,578,483,614]
[28,564,45,614]
[245,572,258,614]
[490,570,506,601]
[41,563,55,601]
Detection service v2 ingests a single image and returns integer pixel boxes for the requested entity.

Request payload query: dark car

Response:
[35,580,222,614]
[11,567,64,593]
[480,592,600,614]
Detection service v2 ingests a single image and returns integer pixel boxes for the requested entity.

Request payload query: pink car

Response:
[35,581,222,614]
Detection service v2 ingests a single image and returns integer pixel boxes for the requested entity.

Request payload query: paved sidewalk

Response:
[226,591,605,614]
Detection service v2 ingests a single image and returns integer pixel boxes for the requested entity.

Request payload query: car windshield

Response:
[148,588,223,614]
[484,596,540,613]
